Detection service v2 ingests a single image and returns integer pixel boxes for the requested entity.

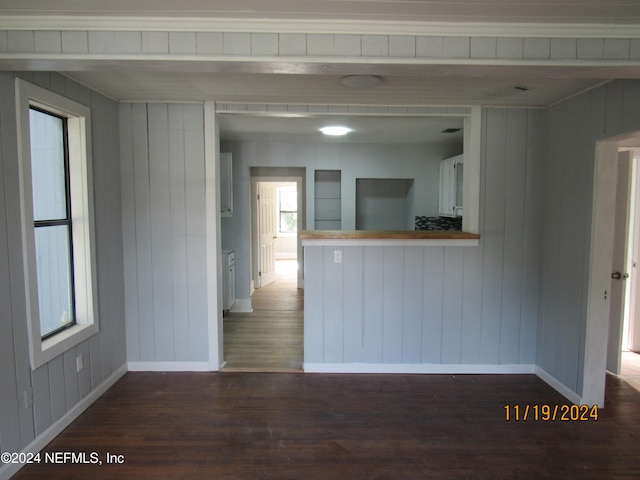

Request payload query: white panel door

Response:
[606,150,633,373]
[258,182,277,288]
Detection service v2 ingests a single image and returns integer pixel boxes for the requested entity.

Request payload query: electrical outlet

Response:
[23,388,33,410]
[76,354,83,373]
[334,250,342,264]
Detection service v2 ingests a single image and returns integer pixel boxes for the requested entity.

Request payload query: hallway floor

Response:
[223,260,303,371]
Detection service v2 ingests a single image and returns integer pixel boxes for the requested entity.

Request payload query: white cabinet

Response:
[222,250,235,313]
[439,154,463,217]
[220,152,233,217]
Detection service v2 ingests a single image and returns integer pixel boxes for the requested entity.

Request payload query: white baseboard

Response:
[534,366,582,404]
[0,364,127,480]
[303,363,536,374]
[127,361,210,372]
[230,298,252,313]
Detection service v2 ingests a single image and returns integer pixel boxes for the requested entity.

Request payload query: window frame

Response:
[16,79,99,370]
[277,185,298,235]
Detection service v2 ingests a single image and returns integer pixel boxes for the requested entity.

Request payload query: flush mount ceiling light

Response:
[320,126,352,136]
[340,75,383,88]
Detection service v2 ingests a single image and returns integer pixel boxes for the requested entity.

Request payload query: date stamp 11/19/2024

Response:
[504,404,599,422]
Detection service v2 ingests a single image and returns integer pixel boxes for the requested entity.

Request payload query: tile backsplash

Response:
[415,216,462,231]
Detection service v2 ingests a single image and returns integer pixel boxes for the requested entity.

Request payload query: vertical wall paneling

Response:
[402,247,424,363]
[62,348,79,410]
[303,247,324,363]
[421,247,444,363]
[148,103,174,361]
[441,247,464,364]
[323,247,344,362]
[480,108,507,364]
[77,340,92,399]
[622,79,640,131]
[604,81,625,136]
[120,102,208,363]
[0,71,24,454]
[500,109,527,364]
[184,104,208,361]
[92,91,110,378]
[168,104,190,361]
[519,109,544,364]
[132,104,155,361]
[460,246,484,364]
[382,247,404,363]
[561,96,590,389]
[343,246,364,363]
[48,356,66,423]
[536,80,640,401]
[32,365,51,435]
[119,103,140,361]
[362,247,384,362]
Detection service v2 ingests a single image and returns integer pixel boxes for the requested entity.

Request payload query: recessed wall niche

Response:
[314,170,341,230]
[355,178,415,230]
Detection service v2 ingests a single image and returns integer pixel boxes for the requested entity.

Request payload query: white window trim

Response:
[15,79,99,370]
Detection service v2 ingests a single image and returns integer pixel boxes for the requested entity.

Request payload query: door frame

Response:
[584,132,640,406]
[606,150,634,375]
[250,173,305,295]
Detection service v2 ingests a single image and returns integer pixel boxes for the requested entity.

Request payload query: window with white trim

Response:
[16,79,99,369]
[277,186,297,234]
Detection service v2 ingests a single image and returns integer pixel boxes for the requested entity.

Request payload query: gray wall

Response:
[0,72,125,455]
[304,108,545,366]
[220,140,460,304]
[537,79,640,396]
[119,103,208,363]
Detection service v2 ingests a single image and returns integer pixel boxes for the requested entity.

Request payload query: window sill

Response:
[31,322,99,370]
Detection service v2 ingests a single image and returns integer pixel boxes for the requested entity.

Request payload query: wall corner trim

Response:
[534,366,583,405]
[0,364,127,480]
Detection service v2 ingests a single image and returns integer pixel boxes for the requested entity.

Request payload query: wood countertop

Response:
[300,230,480,240]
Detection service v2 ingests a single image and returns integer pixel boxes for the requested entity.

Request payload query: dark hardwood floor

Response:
[12,371,640,479]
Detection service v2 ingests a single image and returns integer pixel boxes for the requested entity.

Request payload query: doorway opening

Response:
[585,135,640,406]
[606,146,640,391]
[222,172,305,371]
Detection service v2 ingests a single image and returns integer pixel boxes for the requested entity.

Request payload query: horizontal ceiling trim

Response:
[2,54,640,70]
[215,104,472,116]
[1,15,640,38]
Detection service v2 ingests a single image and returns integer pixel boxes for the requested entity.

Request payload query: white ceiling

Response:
[6,0,640,143]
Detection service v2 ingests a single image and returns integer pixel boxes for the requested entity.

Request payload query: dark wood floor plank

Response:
[12,371,640,479]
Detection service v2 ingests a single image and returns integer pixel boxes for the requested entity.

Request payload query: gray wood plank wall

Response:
[119,103,208,362]
[538,79,640,395]
[304,108,545,367]
[0,72,125,456]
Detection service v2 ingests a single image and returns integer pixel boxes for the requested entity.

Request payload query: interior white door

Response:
[606,150,633,374]
[257,182,277,288]
[626,153,640,353]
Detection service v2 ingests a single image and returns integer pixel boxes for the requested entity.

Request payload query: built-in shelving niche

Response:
[314,170,341,230]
